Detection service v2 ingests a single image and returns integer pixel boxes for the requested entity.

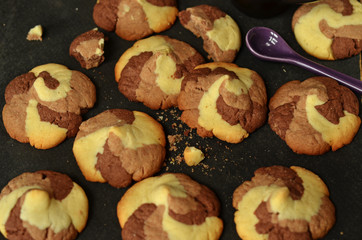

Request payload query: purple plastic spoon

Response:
[245,27,362,95]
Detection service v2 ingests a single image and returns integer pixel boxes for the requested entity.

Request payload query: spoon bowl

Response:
[246,27,296,61]
[245,27,362,95]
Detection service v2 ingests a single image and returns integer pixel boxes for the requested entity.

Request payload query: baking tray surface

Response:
[0,0,361,239]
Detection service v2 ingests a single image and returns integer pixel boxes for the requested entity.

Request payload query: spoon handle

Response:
[291,54,362,95]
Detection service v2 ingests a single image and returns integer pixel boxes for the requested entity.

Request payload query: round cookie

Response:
[2,63,96,149]
[93,0,178,41]
[268,76,361,155]
[117,173,223,240]
[73,109,166,188]
[115,35,205,110]
[0,170,88,240]
[178,62,267,143]
[179,4,241,62]
[232,165,335,240]
[69,28,105,69]
[292,0,362,60]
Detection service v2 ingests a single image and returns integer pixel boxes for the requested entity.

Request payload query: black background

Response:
[0,0,361,239]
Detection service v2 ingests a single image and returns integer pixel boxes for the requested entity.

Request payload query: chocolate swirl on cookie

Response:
[73,109,166,188]
[292,0,362,60]
[118,173,223,240]
[0,171,88,240]
[2,64,96,149]
[178,62,267,143]
[115,35,205,110]
[233,166,335,240]
[268,76,361,155]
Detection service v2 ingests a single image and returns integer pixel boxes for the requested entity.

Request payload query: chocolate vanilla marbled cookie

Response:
[0,170,88,240]
[269,76,361,155]
[73,109,166,188]
[179,4,241,62]
[178,62,267,143]
[233,165,335,240]
[115,35,205,110]
[93,0,178,41]
[69,28,105,69]
[2,63,96,149]
[292,0,362,60]
[117,173,223,240]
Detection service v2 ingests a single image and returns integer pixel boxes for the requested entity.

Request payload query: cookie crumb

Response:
[184,146,205,166]
[175,155,183,163]
[26,25,43,41]
[168,134,182,151]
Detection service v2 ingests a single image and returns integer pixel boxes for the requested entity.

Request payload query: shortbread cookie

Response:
[69,29,105,69]
[117,173,223,240]
[292,0,362,60]
[178,62,267,143]
[2,63,96,149]
[115,35,205,109]
[269,76,361,155]
[0,170,88,240]
[233,166,335,240]
[179,5,241,62]
[93,0,178,41]
[73,109,166,188]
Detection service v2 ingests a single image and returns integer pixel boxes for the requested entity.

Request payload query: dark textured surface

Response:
[0,0,361,239]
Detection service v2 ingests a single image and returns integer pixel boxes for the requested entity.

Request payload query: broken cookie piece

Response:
[233,165,335,240]
[117,173,223,240]
[69,29,105,69]
[179,5,241,62]
[93,0,178,41]
[26,24,43,41]
[183,146,204,166]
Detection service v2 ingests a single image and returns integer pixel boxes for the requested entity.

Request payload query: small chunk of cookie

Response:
[26,25,43,41]
[178,62,267,143]
[117,173,223,240]
[179,5,241,62]
[2,63,96,149]
[93,0,178,41]
[73,109,166,188]
[268,76,361,155]
[69,29,105,69]
[233,166,335,240]
[183,146,204,166]
[292,0,362,60]
[115,35,205,109]
[0,170,88,240]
